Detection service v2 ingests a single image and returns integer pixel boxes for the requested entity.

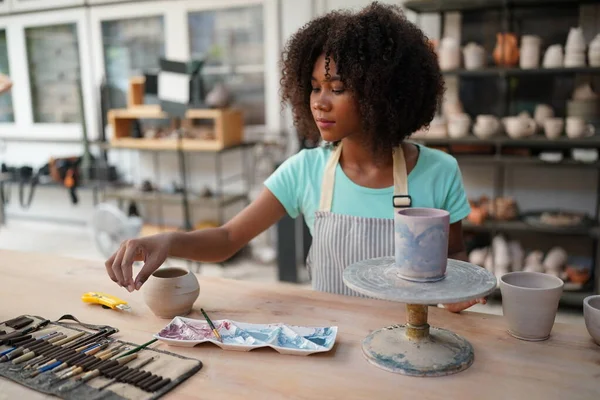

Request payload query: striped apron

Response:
[306,143,411,296]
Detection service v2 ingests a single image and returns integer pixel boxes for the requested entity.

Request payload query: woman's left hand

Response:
[442,298,486,313]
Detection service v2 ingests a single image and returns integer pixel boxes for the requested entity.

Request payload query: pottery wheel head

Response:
[343,257,496,304]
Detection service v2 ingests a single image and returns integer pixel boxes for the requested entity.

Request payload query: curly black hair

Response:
[280,2,444,156]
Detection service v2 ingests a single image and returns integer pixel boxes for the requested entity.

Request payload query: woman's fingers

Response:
[442,298,481,313]
[121,240,143,292]
[104,252,118,283]
[110,244,126,286]
[134,250,165,290]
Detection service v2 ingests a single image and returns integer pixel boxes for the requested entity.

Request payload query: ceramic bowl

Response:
[143,267,200,319]
[583,295,600,346]
[500,271,564,341]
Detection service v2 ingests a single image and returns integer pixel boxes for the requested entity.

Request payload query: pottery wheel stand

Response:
[343,257,496,377]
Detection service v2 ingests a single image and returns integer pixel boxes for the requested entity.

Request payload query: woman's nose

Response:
[312,96,331,112]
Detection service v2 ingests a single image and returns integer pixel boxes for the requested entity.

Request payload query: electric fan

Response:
[90,203,143,258]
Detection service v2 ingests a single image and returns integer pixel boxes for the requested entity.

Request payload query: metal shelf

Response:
[454,155,600,169]
[103,187,248,208]
[442,66,600,77]
[463,220,599,237]
[411,135,600,149]
[405,0,598,13]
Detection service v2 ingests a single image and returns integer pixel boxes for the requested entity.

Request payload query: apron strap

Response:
[392,147,412,208]
[319,143,411,212]
[319,144,343,211]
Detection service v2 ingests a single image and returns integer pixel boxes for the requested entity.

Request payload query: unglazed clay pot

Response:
[143,267,200,319]
[500,271,564,341]
[394,208,449,282]
[583,295,600,346]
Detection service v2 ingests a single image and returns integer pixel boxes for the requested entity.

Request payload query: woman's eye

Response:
[332,88,345,94]
[311,87,320,93]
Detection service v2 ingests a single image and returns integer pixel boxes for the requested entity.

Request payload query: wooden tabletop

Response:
[0,249,598,400]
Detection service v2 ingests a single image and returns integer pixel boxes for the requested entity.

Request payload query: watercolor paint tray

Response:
[154,316,338,356]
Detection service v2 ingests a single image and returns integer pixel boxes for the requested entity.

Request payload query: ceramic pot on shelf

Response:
[143,267,200,319]
[462,42,486,70]
[534,104,554,130]
[520,35,542,69]
[438,37,461,71]
[565,27,586,68]
[503,113,537,138]
[543,118,564,140]
[447,113,471,138]
[473,115,501,139]
[566,117,595,139]
[589,34,600,67]
[493,33,519,67]
[542,44,563,68]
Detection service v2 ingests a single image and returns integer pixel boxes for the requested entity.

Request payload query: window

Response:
[102,16,165,109]
[189,5,265,125]
[0,29,13,123]
[26,23,82,123]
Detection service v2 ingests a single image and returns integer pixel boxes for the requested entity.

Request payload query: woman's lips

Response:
[316,118,335,129]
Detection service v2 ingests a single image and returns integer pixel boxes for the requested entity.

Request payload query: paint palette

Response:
[154,316,338,356]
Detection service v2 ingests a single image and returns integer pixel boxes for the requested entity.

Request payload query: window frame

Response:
[11,0,85,13]
[0,8,95,141]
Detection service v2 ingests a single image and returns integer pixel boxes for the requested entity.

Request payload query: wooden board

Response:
[107,107,243,151]
[110,137,225,152]
[0,250,598,400]
[140,224,181,237]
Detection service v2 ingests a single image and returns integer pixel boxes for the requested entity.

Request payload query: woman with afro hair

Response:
[105,2,481,313]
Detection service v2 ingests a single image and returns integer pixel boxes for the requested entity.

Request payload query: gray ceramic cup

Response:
[500,272,564,341]
[583,295,600,346]
[394,208,449,282]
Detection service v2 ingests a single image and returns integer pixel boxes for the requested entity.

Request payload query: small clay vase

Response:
[500,271,564,341]
[508,241,524,272]
[493,33,519,67]
[143,267,200,319]
[394,208,449,282]
[583,295,600,346]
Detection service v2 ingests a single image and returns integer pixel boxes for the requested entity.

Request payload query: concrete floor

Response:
[0,219,585,326]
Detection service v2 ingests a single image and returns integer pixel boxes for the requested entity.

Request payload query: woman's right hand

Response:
[104,233,173,292]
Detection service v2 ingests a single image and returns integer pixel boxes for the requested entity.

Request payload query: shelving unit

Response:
[407,0,600,305]
[103,141,255,236]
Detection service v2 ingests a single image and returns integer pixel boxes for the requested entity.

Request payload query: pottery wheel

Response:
[343,257,496,377]
[343,257,496,305]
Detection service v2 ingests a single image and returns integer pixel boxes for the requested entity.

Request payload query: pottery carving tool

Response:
[58,353,139,392]
[30,342,109,378]
[12,331,85,365]
[201,308,223,342]
[55,344,126,381]
[16,332,87,370]
[0,319,50,345]
[82,292,131,311]
[0,331,60,361]
[9,333,67,365]
[22,338,97,370]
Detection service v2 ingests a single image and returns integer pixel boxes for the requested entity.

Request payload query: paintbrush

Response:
[201,308,222,342]
[116,338,158,359]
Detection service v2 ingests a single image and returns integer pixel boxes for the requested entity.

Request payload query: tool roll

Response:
[0,314,203,400]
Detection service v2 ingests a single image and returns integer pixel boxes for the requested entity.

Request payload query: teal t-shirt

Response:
[264,143,471,235]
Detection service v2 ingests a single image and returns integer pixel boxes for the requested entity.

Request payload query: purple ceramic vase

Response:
[394,208,450,282]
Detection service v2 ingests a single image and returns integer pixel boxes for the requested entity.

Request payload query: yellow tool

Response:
[81,292,131,311]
